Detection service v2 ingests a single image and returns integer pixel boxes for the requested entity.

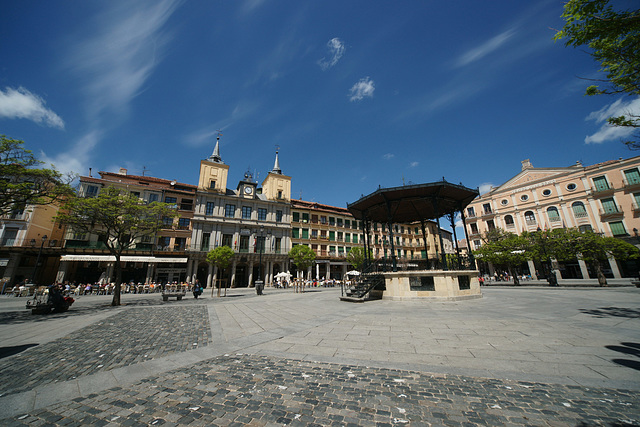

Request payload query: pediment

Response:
[493,168,574,192]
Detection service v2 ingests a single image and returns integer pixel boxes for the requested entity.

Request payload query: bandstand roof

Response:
[347,181,479,223]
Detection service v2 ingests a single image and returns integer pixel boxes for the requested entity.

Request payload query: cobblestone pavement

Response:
[0,287,639,425]
[0,305,210,396]
[4,353,639,426]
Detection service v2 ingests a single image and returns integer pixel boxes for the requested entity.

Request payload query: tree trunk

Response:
[111,257,122,306]
[595,262,608,287]
[509,266,520,285]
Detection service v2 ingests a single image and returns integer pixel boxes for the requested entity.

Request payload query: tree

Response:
[0,135,74,216]
[474,230,529,285]
[541,228,639,286]
[288,244,316,278]
[56,186,178,305]
[346,246,372,271]
[554,0,640,147]
[206,246,234,288]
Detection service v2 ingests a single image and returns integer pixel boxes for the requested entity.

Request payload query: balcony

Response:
[623,178,640,192]
[591,185,615,197]
[600,206,623,220]
[481,208,497,218]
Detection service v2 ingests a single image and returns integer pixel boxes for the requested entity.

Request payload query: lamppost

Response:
[256,225,265,295]
[30,234,47,284]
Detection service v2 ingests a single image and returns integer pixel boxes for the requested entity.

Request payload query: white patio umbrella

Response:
[345,270,360,276]
[275,272,292,279]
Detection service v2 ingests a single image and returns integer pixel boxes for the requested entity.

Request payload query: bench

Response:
[162,284,187,301]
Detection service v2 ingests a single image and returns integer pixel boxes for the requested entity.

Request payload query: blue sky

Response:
[1,0,638,210]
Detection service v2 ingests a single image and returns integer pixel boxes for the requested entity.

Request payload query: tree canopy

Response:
[0,135,74,216]
[554,0,640,147]
[207,246,234,272]
[56,186,178,305]
[288,244,316,275]
[346,246,372,271]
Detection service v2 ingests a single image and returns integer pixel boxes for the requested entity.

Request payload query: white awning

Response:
[60,255,187,263]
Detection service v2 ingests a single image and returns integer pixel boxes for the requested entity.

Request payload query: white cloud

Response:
[478,182,494,194]
[409,161,419,167]
[349,77,375,102]
[585,97,640,144]
[318,38,345,70]
[0,86,64,129]
[40,130,102,176]
[454,29,515,68]
[383,153,394,160]
[67,0,179,125]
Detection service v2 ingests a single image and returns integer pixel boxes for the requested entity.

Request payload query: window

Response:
[311,215,318,224]
[572,201,587,218]
[205,202,215,215]
[486,220,495,231]
[567,183,577,191]
[178,218,190,229]
[520,194,529,201]
[625,168,640,185]
[482,203,492,214]
[547,206,560,222]
[276,210,283,222]
[345,219,350,228]
[337,218,343,227]
[504,215,514,227]
[579,225,593,233]
[174,237,186,250]
[239,236,249,252]
[148,193,159,203]
[329,217,335,226]
[131,191,140,199]
[345,233,351,243]
[242,206,252,219]
[312,229,318,239]
[180,199,193,211]
[302,213,309,223]
[524,211,536,224]
[162,216,173,227]
[329,231,335,241]
[209,180,216,189]
[201,233,210,251]
[501,199,509,206]
[302,228,309,239]
[473,240,481,248]
[258,208,267,221]
[1,228,18,246]
[222,234,233,248]
[165,196,177,205]
[293,212,300,222]
[225,204,236,218]
[601,198,618,214]
[277,190,283,199]
[353,234,358,244]
[292,228,300,239]
[86,185,99,198]
[470,223,478,234]
[542,189,552,196]
[593,176,609,191]
[321,216,327,224]
[609,221,627,236]
[634,193,640,208]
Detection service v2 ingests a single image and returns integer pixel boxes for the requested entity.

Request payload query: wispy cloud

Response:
[585,97,640,144]
[454,29,515,68]
[383,153,394,160]
[349,77,375,102]
[66,0,180,125]
[409,161,419,168]
[318,38,345,70]
[0,87,64,129]
[478,182,494,194]
[40,130,102,176]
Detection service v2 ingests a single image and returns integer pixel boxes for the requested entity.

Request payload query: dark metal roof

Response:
[347,181,479,223]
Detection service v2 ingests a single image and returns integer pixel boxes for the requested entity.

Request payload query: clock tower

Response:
[238,170,258,198]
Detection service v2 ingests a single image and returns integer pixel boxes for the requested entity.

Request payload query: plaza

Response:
[0,286,639,425]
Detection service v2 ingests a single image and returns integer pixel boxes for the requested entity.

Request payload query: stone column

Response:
[527,260,538,280]
[2,253,22,286]
[608,256,622,279]
[248,262,254,287]
[56,259,70,283]
[315,263,320,280]
[145,263,154,284]
[230,260,237,288]
[207,263,214,288]
[578,259,590,279]
[186,259,194,283]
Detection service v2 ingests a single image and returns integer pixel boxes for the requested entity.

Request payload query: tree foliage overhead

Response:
[0,135,74,216]
[288,244,316,272]
[554,0,640,147]
[56,186,178,305]
[346,246,372,271]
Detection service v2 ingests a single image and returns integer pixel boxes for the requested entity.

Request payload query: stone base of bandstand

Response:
[377,270,482,301]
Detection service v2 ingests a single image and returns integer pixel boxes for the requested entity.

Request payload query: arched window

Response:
[524,211,536,224]
[547,206,560,222]
[572,201,587,218]
[504,215,514,227]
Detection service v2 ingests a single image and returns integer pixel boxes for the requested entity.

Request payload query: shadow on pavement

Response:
[0,343,38,359]
[607,342,640,372]
[579,307,640,318]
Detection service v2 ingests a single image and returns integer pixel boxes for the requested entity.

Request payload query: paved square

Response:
[0,286,639,425]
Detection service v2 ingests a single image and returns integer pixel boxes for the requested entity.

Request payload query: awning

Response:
[60,255,187,263]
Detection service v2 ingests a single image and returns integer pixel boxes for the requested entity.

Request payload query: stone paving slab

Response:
[2,354,639,426]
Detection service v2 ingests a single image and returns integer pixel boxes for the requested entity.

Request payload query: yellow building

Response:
[465,156,640,280]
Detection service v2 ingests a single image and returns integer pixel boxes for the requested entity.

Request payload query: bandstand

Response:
[345,180,481,301]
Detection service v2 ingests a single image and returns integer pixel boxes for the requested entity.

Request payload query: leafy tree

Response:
[540,228,639,286]
[474,230,529,285]
[288,244,316,278]
[346,246,372,271]
[207,246,234,288]
[0,135,74,216]
[56,186,178,305]
[554,0,640,147]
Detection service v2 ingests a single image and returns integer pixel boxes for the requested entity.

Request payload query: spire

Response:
[208,133,223,163]
[271,146,282,174]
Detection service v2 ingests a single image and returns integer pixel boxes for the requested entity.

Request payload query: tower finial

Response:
[208,131,224,163]
[271,145,282,174]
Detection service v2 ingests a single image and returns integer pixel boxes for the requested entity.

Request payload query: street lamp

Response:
[256,225,265,295]
[30,234,47,284]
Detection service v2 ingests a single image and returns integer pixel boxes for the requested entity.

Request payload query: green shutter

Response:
[601,198,617,213]
[625,168,640,184]
[302,229,309,239]
[593,176,609,191]
[292,228,299,239]
[609,221,627,236]
[329,231,335,241]
[293,212,300,222]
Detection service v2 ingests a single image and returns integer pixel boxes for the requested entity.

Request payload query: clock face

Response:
[244,186,253,195]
